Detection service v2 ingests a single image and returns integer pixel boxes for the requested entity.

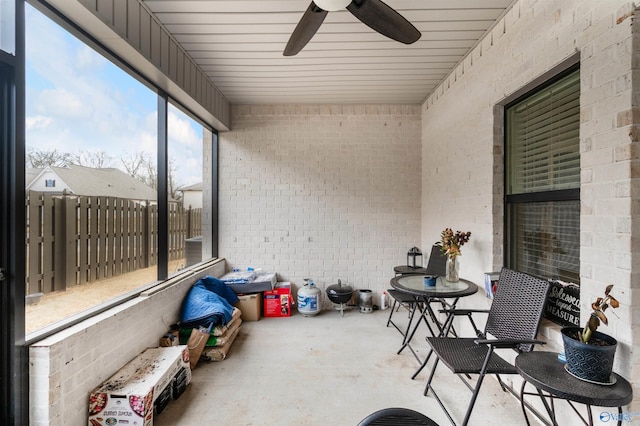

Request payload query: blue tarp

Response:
[180,276,240,328]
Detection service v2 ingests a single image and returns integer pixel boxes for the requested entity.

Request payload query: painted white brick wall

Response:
[29,261,225,426]
[220,105,422,307]
[420,0,639,416]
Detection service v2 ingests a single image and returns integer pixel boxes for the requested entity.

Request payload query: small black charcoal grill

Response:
[326,279,353,317]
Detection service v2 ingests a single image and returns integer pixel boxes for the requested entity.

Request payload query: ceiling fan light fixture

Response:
[314,0,351,12]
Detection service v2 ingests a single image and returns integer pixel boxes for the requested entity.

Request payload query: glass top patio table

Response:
[390,275,477,299]
[389,275,478,365]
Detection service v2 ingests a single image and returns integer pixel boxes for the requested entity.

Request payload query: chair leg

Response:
[495,374,509,392]
[398,301,434,361]
[387,299,414,339]
[424,358,458,426]
[461,372,487,426]
[403,302,417,342]
[411,348,434,380]
[460,345,497,426]
[427,365,488,426]
[425,345,498,426]
[386,299,398,327]
[424,356,440,396]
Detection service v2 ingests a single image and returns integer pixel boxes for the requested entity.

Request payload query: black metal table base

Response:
[389,275,477,368]
[397,297,435,362]
[520,381,624,426]
[515,352,633,426]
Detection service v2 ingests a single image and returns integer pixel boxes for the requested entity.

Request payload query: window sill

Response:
[537,318,565,353]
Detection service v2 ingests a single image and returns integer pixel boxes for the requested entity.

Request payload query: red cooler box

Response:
[264,282,292,317]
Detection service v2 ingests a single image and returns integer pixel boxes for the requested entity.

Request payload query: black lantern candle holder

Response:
[407,247,423,269]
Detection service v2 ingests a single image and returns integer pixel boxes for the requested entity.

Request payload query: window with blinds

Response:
[505,67,580,284]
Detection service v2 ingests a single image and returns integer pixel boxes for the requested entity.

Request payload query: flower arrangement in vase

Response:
[438,228,471,282]
[561,284,620,384]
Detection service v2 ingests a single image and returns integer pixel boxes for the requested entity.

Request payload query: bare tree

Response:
[26,148,73,168]
[120,151,150,181]
[168,158,183,202]
[71,150,114,168]
[141,157,157,190]
[119,151,182,200]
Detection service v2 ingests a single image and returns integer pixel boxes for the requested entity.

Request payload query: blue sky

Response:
[24,4,203,187]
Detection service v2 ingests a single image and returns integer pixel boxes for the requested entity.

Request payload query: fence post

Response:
[142,200,150,268]
[53,195,77,291]
[186,205,192,239]
[26,191,42,295]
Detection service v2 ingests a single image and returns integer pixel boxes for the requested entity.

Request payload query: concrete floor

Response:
[154,305,536,426]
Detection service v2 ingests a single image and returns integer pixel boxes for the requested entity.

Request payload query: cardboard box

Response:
[264,282,292,317]
[159,330,179,347]
[88,346,191,426]
[235,293,262,321]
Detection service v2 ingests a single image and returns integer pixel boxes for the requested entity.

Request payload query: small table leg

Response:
[520,381,625,426]
[520,380,530,426]
[618,407,623,426]
[410,297,461,379]
[519,381,558,426]
[397,297,433,362]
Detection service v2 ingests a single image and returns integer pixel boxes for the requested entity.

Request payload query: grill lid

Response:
[326,279,353,295]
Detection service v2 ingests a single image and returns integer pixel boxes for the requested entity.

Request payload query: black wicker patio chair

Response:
[357,407,440,426]
[422,268,550,426]
[386,245,447,338]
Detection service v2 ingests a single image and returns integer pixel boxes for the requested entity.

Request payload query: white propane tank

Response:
[297,278,321,316]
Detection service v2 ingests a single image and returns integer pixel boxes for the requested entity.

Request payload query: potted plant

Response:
[561,284,620,384]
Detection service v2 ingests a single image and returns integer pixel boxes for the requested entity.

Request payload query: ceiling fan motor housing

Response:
[314,0,352,11]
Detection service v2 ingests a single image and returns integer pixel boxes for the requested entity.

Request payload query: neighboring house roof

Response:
[178,182,202,192]
[26,164,157,201]
[25,168,40,187]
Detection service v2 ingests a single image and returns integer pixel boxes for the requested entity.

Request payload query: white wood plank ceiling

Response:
[140,0,515,105]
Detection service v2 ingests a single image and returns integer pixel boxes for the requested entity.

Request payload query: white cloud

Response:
[26,115,52,130]
[25,10,155,155]
[36,88,92,118]
[23,4,203,186]
[75,44,107,71]
[168,109,200,148]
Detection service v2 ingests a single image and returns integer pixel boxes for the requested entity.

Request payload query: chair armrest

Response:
[437,309,490,338]
[438,308,490,316]
[473,338,546,349]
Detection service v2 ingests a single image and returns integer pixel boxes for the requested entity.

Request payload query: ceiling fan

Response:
[283,0,421,56]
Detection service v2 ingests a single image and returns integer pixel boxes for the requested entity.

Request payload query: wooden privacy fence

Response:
[26,191,202,295]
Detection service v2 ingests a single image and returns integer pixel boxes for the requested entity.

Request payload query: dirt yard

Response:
[26,260,185,335]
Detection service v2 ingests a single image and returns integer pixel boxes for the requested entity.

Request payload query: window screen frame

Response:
[504,65,581,283]
[22,1,219,340]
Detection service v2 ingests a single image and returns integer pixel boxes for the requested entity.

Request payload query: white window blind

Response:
[506,68,580,284]
[507,71,580,194]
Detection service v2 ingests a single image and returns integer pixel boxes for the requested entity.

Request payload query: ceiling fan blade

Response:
[346,0,421,44]
[284,2,329,56]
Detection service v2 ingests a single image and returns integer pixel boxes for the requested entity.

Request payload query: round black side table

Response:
[515,351,633,426]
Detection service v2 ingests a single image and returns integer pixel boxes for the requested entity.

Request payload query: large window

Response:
[505,67,580,283]
[168,102,209,270]
[24,4,214,336]
[0,0,16,54]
